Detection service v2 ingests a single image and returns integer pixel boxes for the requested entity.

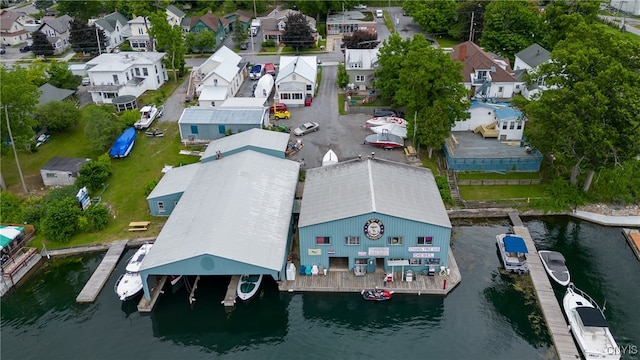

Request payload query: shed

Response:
[37,83,75,107]
[40,157,89,187]
[200,128,290,162]
[146,163,200,216]
[178,107,269,141]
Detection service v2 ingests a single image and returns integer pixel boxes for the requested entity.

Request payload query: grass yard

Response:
[435,35,462,48]
[599,23,640,44]
[459,184,546,201]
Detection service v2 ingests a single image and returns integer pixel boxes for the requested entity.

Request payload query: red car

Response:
[305,94,313,106]
[269,102,288,114]
[264,63,276,76]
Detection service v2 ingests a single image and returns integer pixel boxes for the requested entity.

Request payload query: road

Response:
[599,15,640,36]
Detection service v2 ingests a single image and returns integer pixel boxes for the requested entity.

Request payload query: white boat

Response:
[496,234,529,274]
[370,123,408,138]
[237,274,263,301]
[538,250,570,286]
[134,104,163,130]
[365,116,407,128]
[114,244,152,301]
[322,149,338,166]
[563,284,620,360]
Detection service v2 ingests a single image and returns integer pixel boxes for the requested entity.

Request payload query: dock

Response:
[137,275,167,313]
[76,239,128,303]
[222,275,241,307]
[622,228,640,260]
[510,212,580,360]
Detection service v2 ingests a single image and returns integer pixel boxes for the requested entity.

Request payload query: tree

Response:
[0,66,39,145]
[55,0,104,22]
[36,101,81,132]
[342,30,379,49]
[539,0,600,50]
[31,31,54,56]
[128,0,170,51]
[522,23,640,192]
[479,0,541,60]
[223,0,237,14]
[0,191,23,224]
[25,60,50,87]
[374,33,409,102]
[295,0,334,23]
[118,109,140,127]
[185,31,216,54]
[82,204,110,232]
[34,0,54,11]
[231,17,248,47]
[149,11,185,82]
[282,12,315,51]
[448,1,489,42]
[404,0,457,35]
[69,18,108,55]
[47,60,82,90]
[40,197,81,242]
[76,154,112,192]
[337,63,349,89]
[82,105,124,152]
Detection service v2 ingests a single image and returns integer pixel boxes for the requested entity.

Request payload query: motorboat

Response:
[134,104,163,130]
[237,274,263,301]
[366,116,407,128]
[563,284,620,360]
[109,127,136,158]
[496,234,529,274]
[370,123,407,138]
[285,139,303,157]
[361,288,393,301]
[322,149,338,166]
[114,244,152,301]
[538,250,570,286]
[364,131,404,150]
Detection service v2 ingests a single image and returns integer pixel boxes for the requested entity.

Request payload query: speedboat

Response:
[496,234,529,274]
[366,116,407,128]
[134,104,163,130]
[361,288,393,301]
[109,127,136,158]
[364,131,404,150]
[538,250,570,286]
[115,244,152,301]
[563,284,620,360]
[322,149,338,166]
[237,274,263,301]
[370,123,407,138]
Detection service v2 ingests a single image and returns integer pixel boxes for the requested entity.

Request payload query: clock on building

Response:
[364,219,384,240]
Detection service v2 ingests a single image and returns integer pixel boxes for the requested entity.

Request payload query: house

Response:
[191,45,245,100]
[40,157,89,187]
[37,83,75,107]
[0,9,36,45]
[344,48,379,90]
[178,107,269,141]
[298,157,452,276]
[610,0,640,15]
[166,4,185,27]
[197,86,228,107]
[188,11,228,46]
[85,52,167,104]
[36,15,73,54]
[223,10,252,36]
[127,16,151,50]
[513,43,551,100]
[92,11,130,53]
[450,41,524,100]
[326,10,377,36]
[259,8,317,45]
[275,56,317,107]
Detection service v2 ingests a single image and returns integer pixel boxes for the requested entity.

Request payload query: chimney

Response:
[458,44,467,62]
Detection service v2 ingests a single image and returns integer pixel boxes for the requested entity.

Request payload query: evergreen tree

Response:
[231,17,248,46]
[31,31,54,56]
[342,30,378,49]
[69,18,108,55]
[282,13,315,51]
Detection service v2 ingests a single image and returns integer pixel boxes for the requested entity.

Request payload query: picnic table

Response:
[128,221,150,232]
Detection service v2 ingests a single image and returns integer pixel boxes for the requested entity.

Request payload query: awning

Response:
[0,226,24,249]
[504,235,528,253]
[388,260,409,267]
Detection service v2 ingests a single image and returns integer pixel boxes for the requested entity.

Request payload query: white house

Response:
[192,45,245,99]
[451,101,526,141]
[513,43,551,100]
[166,5,185,27]
[127,16,150,50]
[36,15,73,54]
[344,48,379,90]
[450,41,523,100]
[92,11,130,53]
[85,52,167,104]
[275,55,317,107]
[40,157,90,187]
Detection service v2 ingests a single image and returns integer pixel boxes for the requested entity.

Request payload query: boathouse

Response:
[297,157,452,276]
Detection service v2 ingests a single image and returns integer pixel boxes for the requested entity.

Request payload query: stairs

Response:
[447,171,462,207]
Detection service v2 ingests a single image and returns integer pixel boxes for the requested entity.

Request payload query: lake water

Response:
[2,217,638,359]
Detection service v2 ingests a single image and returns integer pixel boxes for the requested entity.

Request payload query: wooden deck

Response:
[137,275,167,313]
[622,228,640,260]
[223,275,241,307]
[76,239,128,303]
[510,213,580,360]
[278,248,461,295]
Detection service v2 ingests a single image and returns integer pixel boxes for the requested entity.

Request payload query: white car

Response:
[376,9,383,18]
[354,4,367,9]
[82,77,91,86]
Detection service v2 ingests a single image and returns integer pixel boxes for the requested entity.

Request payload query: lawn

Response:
[435,35,462,48]
[599,23,640,43]
[459,184,546,201]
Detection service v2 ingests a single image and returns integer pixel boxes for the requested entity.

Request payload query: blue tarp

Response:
[504,235,528,253]
[109,127,136,158]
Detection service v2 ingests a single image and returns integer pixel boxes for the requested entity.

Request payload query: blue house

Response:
[298,157,452,276]
[178,107,269,142]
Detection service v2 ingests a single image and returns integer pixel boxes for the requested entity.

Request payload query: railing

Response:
[86,84,124,92]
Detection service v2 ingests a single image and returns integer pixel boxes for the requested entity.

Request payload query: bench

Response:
[404,145,417,157]
[128,221,150,232]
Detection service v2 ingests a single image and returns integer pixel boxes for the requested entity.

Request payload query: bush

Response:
[144,180,159,196]
[40,197,81,242]
[435,175,454,206]
[84,204,110,231]
[0,191,23,223]
[263,39,276,48]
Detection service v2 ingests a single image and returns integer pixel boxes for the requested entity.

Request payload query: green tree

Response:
[342,30,379,49]
[0,191,23,224]
[82,204,110,231]
[25,60,50,87]
[69,18,108,55]
[0,66,39,144]
[118,109,140,127]
[83,105,124,152]
[223,0,237,14]
[448,1,488,42]
[282,12,315,51]
[295,0,334,23]
[128,0,170,51]
[231,17,248,47]
[337,63,348,89]
[404,0,457,35]
[34,0,54,11]
[56,0,105,21]
[47,61,82,90]
[35,101,81,132]
[479,0,541,60]
[40,197,81,242]
[76,154,112,192]
[375,33,409,102]
[539,0,600,50]
[522,23,640,192]
[149,11,185,82]
[186,31,216,53]
[46,185,80,203]
[31,31,54,56]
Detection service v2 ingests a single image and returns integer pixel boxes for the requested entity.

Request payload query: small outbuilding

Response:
[178,107,269,142]
[40,157,89,187]
[37,83,75,107]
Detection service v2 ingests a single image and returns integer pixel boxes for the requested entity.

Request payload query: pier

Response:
[222,275,241,307]
[137,275,167,313]
[76,239,128,303]
[509,212,580,360]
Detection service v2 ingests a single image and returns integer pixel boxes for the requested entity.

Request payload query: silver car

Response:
[293,122,319,136]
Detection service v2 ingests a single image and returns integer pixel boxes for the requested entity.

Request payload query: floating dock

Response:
[510,212,580,360]
[76,239,128,303]
[622,228,640,260]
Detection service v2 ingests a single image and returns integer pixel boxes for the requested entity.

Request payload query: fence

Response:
[457,178,541,186]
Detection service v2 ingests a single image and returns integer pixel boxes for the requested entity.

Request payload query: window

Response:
[509,122,515,130]
[126,73,129,81]
[281,93,290,100]
[350,62,362,68]
[46,172,57,178]
[156,75,160,83]
[345,236,360,245]
[417,236,433,245]
[316,236,331,245]
[211,101,215,107]
[135,68,140,76]
[190,125,199,134]
[498,86,504,92]
[306,84,312,91]
[355,258,368,265]
[218,125,226,134]
[356,75,365,82]
[138,27,144,35]
[515,84,520,90]
[214,79,218,86]
[143,68,148,76]
[293,93,303,100]
[502,122,507,130]
[112,74,119,84]
[516,121,523,130]
[426,258,441,265]
[409,259,421,265]
[388,236,403,245]
[477,70,487,80]
[155,65,158,74]
[158,202,165,212]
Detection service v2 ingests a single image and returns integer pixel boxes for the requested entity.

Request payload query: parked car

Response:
[0,48,5,55]
[264,63,276,76]
[82,77,91,86]
[249,64,263,80]
[376,9,383,18]
[354,4,367,9]
[373,108,397,117]
[304,94,313,106]
[269,102,288,114]
[35,134,50,147]
[293,122,319,136]
[240,42,248,50]
[402,10,408,16]
[19,45,31,53]
[273,110,291,120]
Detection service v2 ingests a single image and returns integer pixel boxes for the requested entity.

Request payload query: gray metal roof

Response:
[146,163,200,199]
[178,107,266,125]
[299,158,451,229]
[41,157,89,172]
[38,83,75,106]
[167,4,185,19]
[140,150,300,272]
[200,128,288,161]
[515,43,550,68]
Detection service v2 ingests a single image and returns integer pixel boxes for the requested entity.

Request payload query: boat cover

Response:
[0,226,23,249]
[576,307,609,327]
[109,127,136,158]
[504,235,528,253]
[547,251,566,263]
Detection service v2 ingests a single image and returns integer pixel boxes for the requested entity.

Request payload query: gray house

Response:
[344,48,378,91]
[40,157,89,187]
[178,107,269,141]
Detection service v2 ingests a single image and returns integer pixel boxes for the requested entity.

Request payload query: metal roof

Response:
[276,56,317,84]
[146,163,200,199]
[178,107,265,125]
[198,85,228,101]
[41,157,89,172]
[515,43,550,69]
[345,48,379,70]
[218,97,266,108]
[495,107,523,121]
[200,128,288,161]
[299,158,451,228]
[38,83,75,106]
[140,150,300,272]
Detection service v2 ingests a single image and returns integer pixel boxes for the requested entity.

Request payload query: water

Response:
[2,217,638,360]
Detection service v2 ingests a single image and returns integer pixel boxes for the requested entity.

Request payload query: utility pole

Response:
[5,106,28,194]
[469,11,475,42]
[96,27,102,54]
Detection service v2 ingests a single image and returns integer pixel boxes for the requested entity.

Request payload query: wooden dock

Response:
[137,275,167,313]
[622,228,640,260]
[222,275,241,307]
[76,239,128,303]
[510,213,580,360]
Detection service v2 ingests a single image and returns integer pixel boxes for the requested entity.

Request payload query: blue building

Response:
[298,157,452,276]
[178,107,269,141]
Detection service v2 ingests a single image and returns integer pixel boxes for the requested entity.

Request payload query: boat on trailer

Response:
[364,130,404,150]
[237,274,263,301]
[109,127,136,158]
[115,244,152,301]
[134,104,163,130]
[496,234,529,274]
[538,250,570,286]
[563,284,620,360]
[365,116,407,128]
